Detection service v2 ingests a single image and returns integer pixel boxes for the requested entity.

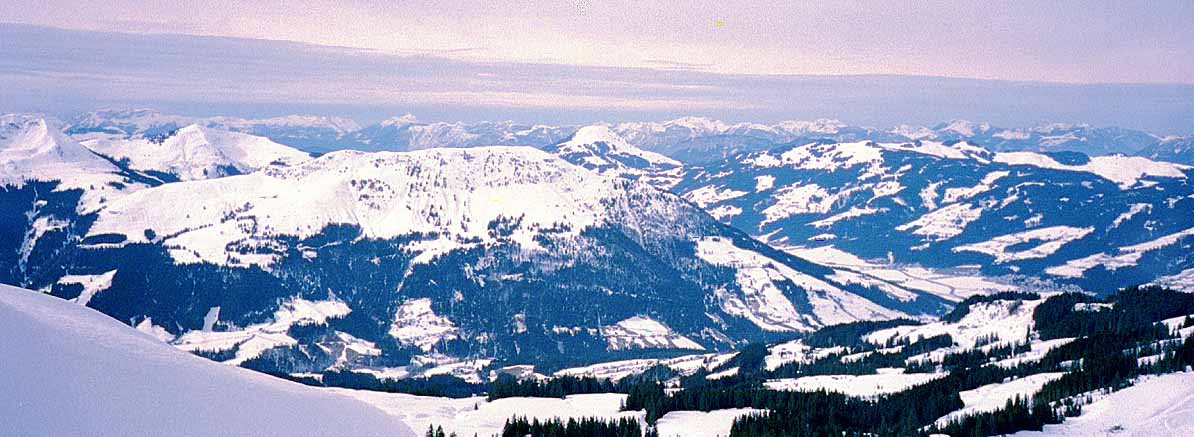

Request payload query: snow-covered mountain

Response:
[607,117,1175,164]
[672,140,1194,293]
[549,125,684,189]
[64,109,1189,163]
[1,133,955,377]
[66,108,195,138]
[608,117,902,163]
[0,115,156,290]
[0,283,414,436]
[80,124,312,182]
[1,114,135,212]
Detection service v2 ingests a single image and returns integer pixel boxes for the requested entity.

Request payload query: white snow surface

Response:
[603,316,705,351]
[942,171,1008,203]
[333,390,638,437]
[994,152,1188,188]
[56,269,118,306]
[656,409,763,437]
[1014,372,1194,436]
[1151,268,1194,292]
[554,353,737,382]
[684,184,749,208]
[896,203,983,241]
[866,298,1046,353]
[0,284,413,437]
[770,140,987,176]
[81,124,311,181]
[558,125,680,167]
[764,370,946,397]
[781,245,1014,302]
[554,125,683,189]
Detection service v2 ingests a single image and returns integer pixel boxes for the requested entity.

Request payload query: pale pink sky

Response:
[3,0,1193,84]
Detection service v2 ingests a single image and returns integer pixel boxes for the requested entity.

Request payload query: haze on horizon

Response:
[3,1,1194,133]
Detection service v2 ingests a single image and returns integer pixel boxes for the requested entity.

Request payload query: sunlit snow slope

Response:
[0,284,414,437]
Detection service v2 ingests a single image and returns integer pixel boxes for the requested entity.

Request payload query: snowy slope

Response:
[0,283,413,437]
[1014,372,1194,437]
[81,124,311,181]
[333,390,637,437]
[764,370,945,397]
[655,409,762,437]
[934,372,1066,426]
[866,298,1046,352]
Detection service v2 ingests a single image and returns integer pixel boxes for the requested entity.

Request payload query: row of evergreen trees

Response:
[488,374,618,401]
[499,417,643,437]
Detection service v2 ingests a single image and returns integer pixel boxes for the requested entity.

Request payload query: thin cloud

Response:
[643,59,716,71]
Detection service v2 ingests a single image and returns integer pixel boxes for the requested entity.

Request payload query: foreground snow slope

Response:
[1014,372,1194,437]
[0,284,413,437]
[333,390,639,437]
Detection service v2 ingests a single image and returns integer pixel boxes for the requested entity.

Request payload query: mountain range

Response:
[3,109,1192,382]
[2,113,956,380]
[63,109,1194,165]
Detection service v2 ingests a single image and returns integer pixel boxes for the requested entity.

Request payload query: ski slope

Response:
[0,284,414,437]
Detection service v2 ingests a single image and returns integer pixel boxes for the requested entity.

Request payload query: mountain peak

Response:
[81,124,311,182]
[567,125,624,146]
[1,114,102,167]
[774,118,848,135]
[380,113,419,127]
[1,114,135,212]
[555,124,682,183]
[666,116,729,132]
[935,119,993,137]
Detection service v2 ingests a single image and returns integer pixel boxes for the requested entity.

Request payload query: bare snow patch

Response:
[765,370,945,397]
[896,203,983,241]
[603,316,705,351]
[656,409,763,437]
[994,152,1187,189]
[754,175,775,192]
[695,237,903,331]
[56,270,118,306]
[683,185,748,208]
[174,296,351,365]
[389,298,460,352]
[935,373,1066,426]
[953,226,1094,263]
[1046,227,1194,278]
